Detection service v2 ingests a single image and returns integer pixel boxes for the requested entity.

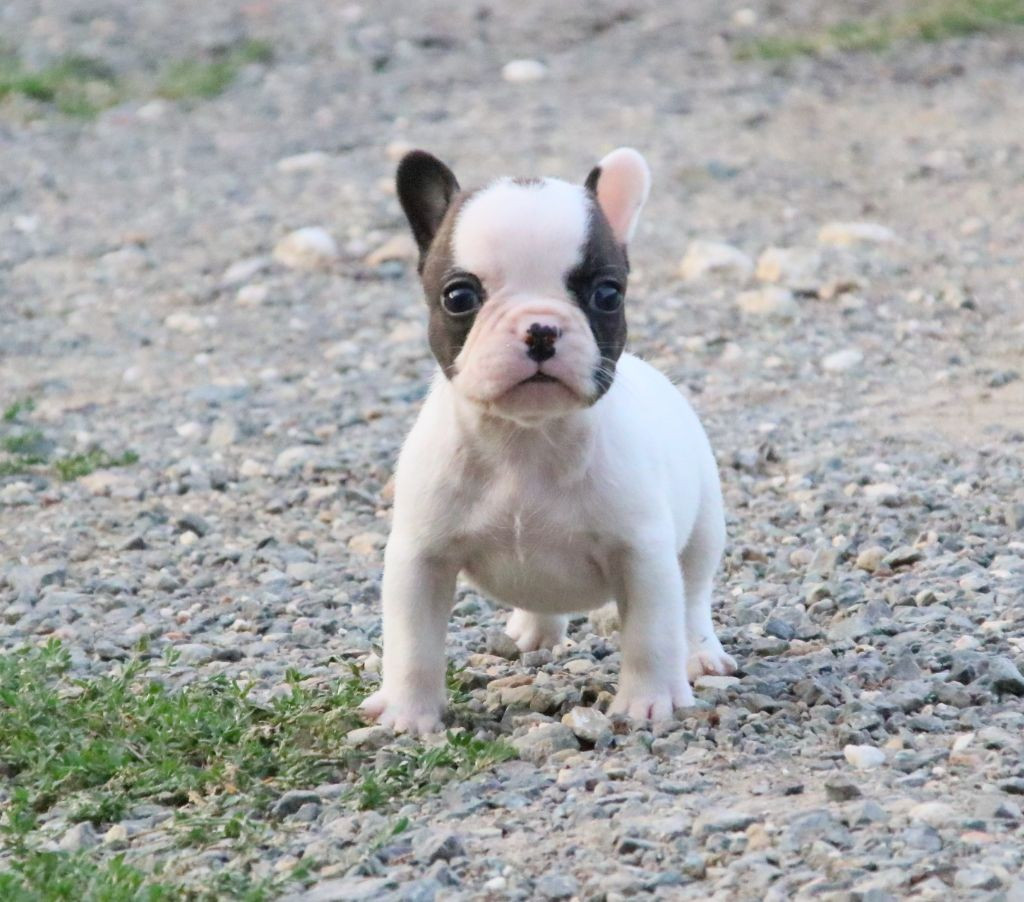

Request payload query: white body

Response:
[363,354,734,732]
[361,148,735,733]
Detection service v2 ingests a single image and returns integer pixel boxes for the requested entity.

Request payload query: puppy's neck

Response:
[447,383,597,476]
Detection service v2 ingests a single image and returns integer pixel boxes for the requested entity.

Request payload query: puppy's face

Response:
[397,149,650,424]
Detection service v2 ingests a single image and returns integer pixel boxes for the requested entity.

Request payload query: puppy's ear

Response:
[396,151,460,255]
[584,147,651,246]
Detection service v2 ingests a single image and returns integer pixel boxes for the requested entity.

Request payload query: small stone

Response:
[103,823,128,845]
[695,674,740,690]
[821,347,864,372]
[271,790,321,819]
[347,532,386,555]
[364,233,417,267]
[289,877,394,902]
[276,151,330,172]
[692,810,760,838]
[236,283,269,306]
[679,240,754,282]
[856,546,886,572]
[275,445,317,472]
[764,618,796,640]
[165,311,205,333]
[209,417,239,448]
[1005,503,1024,530]
[736,285,798,318]
[535,874,578,900]
[863,482,900,503]
[755,246,823,292]
[512,723,579,763]
[273,227,339,270]
[221,255,271,286]
[843,745,886,769]
[59,822,99,851]
[883,545,923,568]
[909,801,956,827]
[176,513,210,537]
[413,831,465,863]
[825,776,861,802]
[175,643,215,665]
[562,706,612,743]
[988,656,1024,696]
[954,867,1003,891]
[502,59,548,83]
[486,630,521,660]
[346,725,391,750]
[818,221,896,247]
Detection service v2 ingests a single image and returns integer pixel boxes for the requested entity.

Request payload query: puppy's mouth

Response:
[521,372,560,385]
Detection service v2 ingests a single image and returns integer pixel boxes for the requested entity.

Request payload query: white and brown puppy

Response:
[360,148,736,734]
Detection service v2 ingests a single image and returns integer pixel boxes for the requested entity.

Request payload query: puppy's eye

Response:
[441,282,482,317]
[589,281,624,314]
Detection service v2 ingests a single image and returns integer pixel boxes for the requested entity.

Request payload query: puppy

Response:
[360,148,736,734]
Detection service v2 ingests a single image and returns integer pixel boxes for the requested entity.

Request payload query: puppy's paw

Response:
[610,680,695,722]
[686,636,737,681]
[359,689,446,735]
[505,609,567,652]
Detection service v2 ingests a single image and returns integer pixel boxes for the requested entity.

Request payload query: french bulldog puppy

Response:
[360,148,735,734]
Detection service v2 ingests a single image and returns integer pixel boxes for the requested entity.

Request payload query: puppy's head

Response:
[396,148,650,424]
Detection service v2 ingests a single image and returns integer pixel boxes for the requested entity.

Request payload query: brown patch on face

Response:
[419,191,478,376]
[565,199,629,400]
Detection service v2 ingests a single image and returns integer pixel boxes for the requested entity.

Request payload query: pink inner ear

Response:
[595,148,651,245]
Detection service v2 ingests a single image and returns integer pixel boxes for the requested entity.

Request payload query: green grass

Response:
[3,399,35,423]
[737,0,1024,59]
[157,40,273,101]
[0,53,119,117]
[0,402,138,482]
[54,449,139,482]
[0,643,515,898]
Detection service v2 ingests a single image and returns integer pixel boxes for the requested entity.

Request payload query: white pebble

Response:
[502,59,548,83]
[821,348,864,372]
[679,240,754,282]
[818,221,896,247]
[844,744,886,769]
[273,226,339,270]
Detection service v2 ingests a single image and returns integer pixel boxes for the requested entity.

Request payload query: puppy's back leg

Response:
[505,608,568,652]
[680,498,736,681]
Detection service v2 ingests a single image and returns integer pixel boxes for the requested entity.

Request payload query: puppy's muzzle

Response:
[524,322,561,363]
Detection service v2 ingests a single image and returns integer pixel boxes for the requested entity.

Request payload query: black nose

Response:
[525,322,559,362]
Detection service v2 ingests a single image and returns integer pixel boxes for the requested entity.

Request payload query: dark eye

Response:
[589,281,624,313]
[441,282,482,316]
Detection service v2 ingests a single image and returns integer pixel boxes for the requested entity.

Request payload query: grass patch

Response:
[54,449,139,482]
[0,402,138,483]
[157,40,273,101]
[737,0,1024,59]
[0,643,515,897]
[3,399,35,423]
[0,53,119,117]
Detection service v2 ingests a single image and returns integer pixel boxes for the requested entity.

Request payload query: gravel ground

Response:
[2,1,1024,899]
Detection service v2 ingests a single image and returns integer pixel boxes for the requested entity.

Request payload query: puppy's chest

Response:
[452,468,617,610]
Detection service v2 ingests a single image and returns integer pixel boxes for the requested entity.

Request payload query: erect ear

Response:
[396,151,460,255]
[584,147,651,246]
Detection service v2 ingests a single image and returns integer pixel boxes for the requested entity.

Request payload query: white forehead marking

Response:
[452,178,590,293]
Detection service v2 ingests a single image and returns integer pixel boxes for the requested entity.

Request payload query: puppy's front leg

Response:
[359,537,457,734]
[611,543,695,721]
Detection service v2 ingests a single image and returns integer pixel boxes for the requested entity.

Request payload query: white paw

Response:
[686,635,737,681]
[359,688,446,735]
[610,680,695,722]
[505,609,567,652]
